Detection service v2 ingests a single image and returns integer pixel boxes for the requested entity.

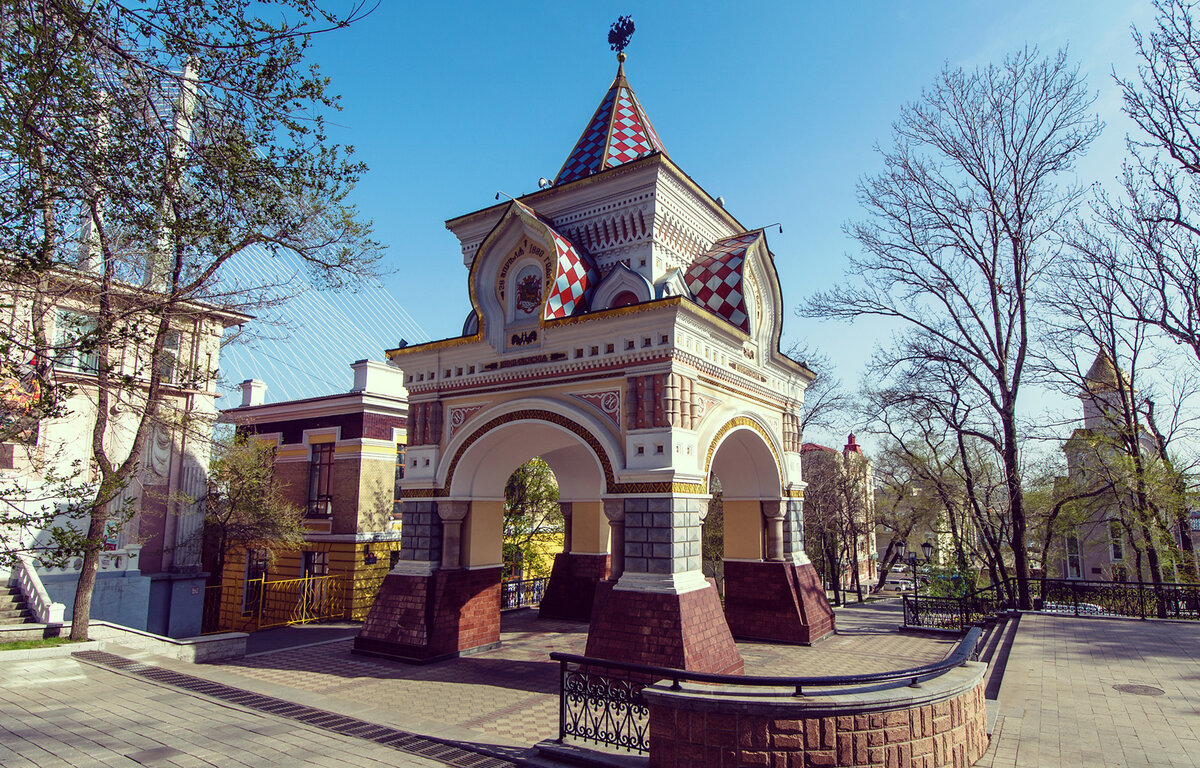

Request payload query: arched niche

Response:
[592,262,654,310]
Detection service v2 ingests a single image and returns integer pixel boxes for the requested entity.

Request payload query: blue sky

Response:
[256,1,1157,447]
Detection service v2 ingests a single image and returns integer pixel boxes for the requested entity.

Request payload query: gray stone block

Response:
[651,543,672,559]
[646,558,671,574]
[625,498,648,513]
[647,497,671,512]
[647,528,670,543]
[627,557,648,573]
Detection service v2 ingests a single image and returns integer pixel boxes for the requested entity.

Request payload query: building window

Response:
[53,310,99,372]
[1109,520,1125,563]
[1064,531,1082,579]
[158,329,181,383]
[242,549,269,615]
[307,443,334,517]
[301,550,328,578]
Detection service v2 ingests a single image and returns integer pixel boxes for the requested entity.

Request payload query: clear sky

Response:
[270,1,1158,449]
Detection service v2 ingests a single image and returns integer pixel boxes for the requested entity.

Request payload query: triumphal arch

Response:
[354,54,834,672]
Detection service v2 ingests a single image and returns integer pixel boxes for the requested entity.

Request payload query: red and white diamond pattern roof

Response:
[684,232,762,333]
[511,201,599,320]
[544,230,597,319]
[554,63,666,185]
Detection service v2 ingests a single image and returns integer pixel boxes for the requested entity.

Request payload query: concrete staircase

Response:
[0,583,35,626]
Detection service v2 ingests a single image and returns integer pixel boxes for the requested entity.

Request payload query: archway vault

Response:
[704,415,784,498]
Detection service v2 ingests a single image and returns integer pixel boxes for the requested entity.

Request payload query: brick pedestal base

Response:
[585,580,744,674]
[353,566,501,663]
[723,561,835,644]
[644,663,988,768]
[539,552,610,621]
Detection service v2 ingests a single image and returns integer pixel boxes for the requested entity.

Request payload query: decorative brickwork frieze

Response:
[410,401,444,446]
[627,374,669,430]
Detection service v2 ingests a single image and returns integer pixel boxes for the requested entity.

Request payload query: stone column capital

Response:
[603,499,625,523]
[760,499,785,520]
[438,500,470,522]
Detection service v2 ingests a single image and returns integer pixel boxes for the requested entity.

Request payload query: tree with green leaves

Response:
[503,458,562,580]
[201,433,304,590]
[1,0,380,640]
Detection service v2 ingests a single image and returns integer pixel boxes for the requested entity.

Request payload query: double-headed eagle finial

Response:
[608,15,635,63]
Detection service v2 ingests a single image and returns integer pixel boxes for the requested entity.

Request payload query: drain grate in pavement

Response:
[1112,683,1165,696]
[73,650,520,768]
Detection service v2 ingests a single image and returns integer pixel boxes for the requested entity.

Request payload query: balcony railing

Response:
[306,499,332,518]
[34,546,142,576]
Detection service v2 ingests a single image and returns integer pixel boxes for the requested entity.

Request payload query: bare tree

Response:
[1043,230,1199,585]
[1098,0,1200,367]
[807,48,1101,608]
[786,342,850,442]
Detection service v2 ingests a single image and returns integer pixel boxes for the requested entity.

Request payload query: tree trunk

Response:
[69,506,109,640]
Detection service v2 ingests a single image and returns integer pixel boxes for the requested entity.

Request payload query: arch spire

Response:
[553,23,667,186]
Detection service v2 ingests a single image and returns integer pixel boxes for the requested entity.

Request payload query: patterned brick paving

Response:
[207,600,954,748]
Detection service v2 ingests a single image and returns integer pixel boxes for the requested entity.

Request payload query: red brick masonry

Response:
[353,567,501,662]
[539,552,610,621]
[643,661,988,768]
[585,580,744,674]
[724,561,836,644]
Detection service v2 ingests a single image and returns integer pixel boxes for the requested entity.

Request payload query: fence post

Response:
[557,659,567,743]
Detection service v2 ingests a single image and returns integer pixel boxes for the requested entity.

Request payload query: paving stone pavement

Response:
[977,612,1200,768]
[22,599,1198,767]
[0,654,457,767]
[196,602,956,748]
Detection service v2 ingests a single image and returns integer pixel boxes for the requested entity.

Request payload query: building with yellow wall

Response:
[209,359,407,630]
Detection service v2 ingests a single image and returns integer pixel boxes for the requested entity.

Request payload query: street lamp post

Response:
[897,540,935,626]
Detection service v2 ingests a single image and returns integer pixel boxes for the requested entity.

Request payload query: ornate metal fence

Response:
[902,578,1200,630]
[558,661,651,752]
[500,577,548,609]
[903,582,1010,630]
[552,628,983,755]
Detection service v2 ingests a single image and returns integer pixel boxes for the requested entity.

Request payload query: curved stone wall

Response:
[643,661,987,768]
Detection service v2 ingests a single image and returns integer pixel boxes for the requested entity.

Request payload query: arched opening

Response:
[703,420,833,644]
[611,289,639,308]
[444,414,614,627]
[707,424,782,568]
[502,458,562,584]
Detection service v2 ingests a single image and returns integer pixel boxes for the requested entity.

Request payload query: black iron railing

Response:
[902,577,1200,630]
[500,577,548,609]
[551,627,982,754]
